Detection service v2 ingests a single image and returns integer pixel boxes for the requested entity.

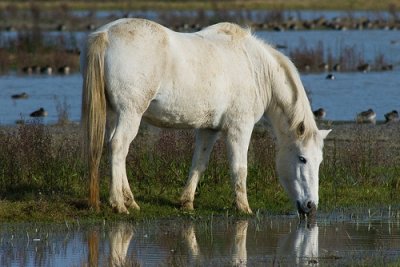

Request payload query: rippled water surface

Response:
[1,216,400,266]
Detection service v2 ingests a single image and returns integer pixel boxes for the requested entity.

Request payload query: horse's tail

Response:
[81,31,108,211]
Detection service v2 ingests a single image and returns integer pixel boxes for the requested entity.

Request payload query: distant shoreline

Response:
[0,0,396,11]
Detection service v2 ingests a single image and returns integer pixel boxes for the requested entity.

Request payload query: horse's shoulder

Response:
[199,23,250,41]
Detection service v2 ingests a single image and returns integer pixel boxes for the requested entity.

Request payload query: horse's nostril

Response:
[306,201,313,209]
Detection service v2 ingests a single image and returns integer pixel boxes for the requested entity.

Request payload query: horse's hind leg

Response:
[180,129,219,210]
[109,113,141,214]
[225,126,253,214]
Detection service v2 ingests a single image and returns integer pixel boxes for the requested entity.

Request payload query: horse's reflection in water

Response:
[277,222,319,266]
[89,220,318,266]
[108,223,135,267]
[182,220,248,267]
[182,220,318,266]
[231,220,248,267]
[182,223,201,260]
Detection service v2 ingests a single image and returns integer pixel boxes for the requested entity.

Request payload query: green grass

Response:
[0,123,399,222]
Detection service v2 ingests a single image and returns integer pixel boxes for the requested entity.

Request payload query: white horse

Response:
[81,18,331,215]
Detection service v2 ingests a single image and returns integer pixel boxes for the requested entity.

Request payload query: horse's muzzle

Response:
[297,200,317,220]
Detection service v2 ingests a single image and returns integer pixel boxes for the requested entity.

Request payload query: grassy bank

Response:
[0,0,398,11]
[0,122,399,222]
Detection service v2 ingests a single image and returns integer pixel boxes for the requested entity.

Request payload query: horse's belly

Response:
[143,98,220,129]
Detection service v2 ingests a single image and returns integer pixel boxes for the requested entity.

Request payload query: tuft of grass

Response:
[54,96,71,125]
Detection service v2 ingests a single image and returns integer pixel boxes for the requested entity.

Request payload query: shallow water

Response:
[1,216,399,266]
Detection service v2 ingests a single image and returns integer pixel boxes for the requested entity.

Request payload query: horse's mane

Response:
[200,22,317,141]
[250,34,317,141]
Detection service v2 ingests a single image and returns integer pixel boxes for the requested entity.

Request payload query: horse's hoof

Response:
[128,200,140,210]
[242,208,253,215]
[111,202,129,214]
[181,201,194,211]
[236,203,253,214]
[115,206,130,214]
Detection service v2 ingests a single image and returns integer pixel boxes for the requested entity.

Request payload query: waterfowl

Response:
[11,92,29,99]
[381,64,393,71]
[31,65,41,74]
[313,108,326,120]
[40,65,52,75]
[326,73,335,80]
[58,65,71,75]
[357,63,370,72]
[30,108,48,117]
[22,66,33,74]
[57,24,67,31]
[275,44,288,49]
[356,109,376,124]
[384,110,399,123]
[318,63,329,71]
[332,63,341,71]
[86,24,95,30]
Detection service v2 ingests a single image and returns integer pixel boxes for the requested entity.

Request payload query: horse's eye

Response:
[299,156,307,164]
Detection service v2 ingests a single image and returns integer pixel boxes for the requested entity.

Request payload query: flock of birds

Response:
[11,61,399,124]
[313,107,399,124]
[11,93,48,118]
[21,65,71,75]
[12,90,399,124]
[12,65,72,119]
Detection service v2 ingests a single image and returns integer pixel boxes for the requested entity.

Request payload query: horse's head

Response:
[276,124,331,218]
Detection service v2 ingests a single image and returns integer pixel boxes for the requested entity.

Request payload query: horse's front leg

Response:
[109,113,141,213]
[225,126,253,214]
[180,129,219,210]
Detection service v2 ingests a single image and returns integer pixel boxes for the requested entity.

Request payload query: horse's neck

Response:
[261,72,291,140]
[263,68,303,144]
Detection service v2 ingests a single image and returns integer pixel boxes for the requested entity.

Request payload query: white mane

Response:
[246,31,318,141]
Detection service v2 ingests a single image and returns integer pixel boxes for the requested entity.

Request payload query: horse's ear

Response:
[319,129,332,139]
[296,121,305,137]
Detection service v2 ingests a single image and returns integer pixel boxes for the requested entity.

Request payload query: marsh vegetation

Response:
[0,122,399,222]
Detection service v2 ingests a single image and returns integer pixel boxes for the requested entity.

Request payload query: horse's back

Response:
[90,19,262,129]
[92,19,170,113]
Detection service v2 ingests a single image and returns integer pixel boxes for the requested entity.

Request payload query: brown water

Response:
[1,214,400,266]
